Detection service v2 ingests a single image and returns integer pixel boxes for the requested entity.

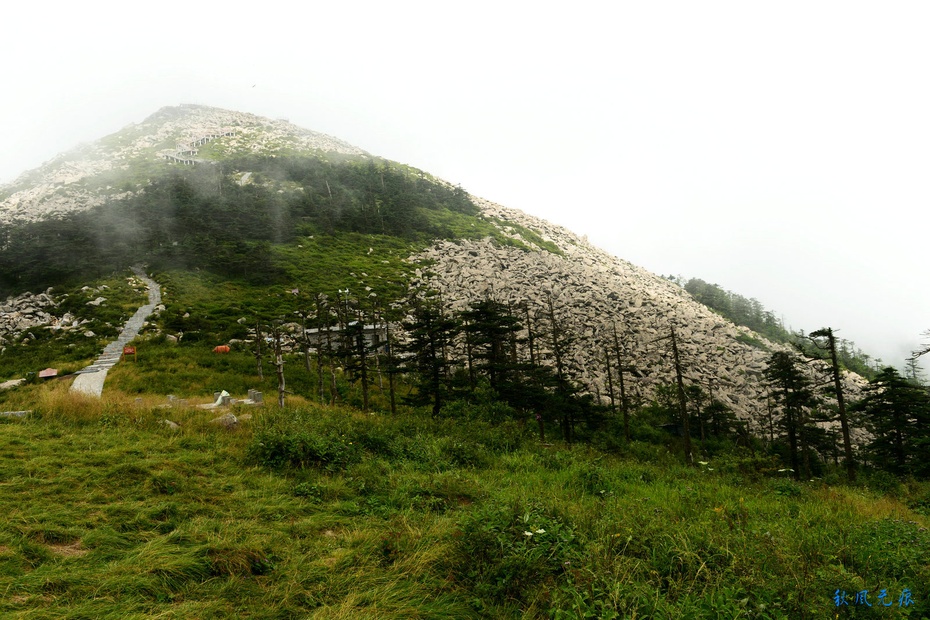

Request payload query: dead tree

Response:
[312,294,328,404]
[268,321,286,408]
[604,344,616,416]
[254,319,264,380]
[611,322,632,442]
[383,305,398,415]
[670,325,694,465]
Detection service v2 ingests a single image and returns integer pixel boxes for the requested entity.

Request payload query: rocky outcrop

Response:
[0,289,79,348]
[409,198,868,431]
[0,105,367,223]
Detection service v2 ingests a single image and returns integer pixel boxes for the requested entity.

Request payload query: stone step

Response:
[70,266,161,392]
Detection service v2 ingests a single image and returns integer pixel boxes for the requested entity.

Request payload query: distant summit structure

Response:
[0,104,365,222]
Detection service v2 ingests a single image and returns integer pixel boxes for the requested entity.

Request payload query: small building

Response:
[303,322,393,353]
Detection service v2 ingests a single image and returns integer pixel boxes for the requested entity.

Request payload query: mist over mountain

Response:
[0,104,868,432]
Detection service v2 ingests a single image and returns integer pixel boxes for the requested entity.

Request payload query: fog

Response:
[2,1,928,370]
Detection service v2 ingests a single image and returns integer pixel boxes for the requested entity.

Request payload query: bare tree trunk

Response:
[385,316,397,415]
[270,323,286,408]
[546,294,571,443]
[302,316,313,374]
[524,305,537,368]
[463,317,476,391]
[612,323,631,442]
[314,295,326,404]
[325,320,337,405]
[604,345,616,415]
[254,320,264,380]
[811,328,856,482]
[670,326,693,465]
[826,329,855,482]
[355,304,370,412]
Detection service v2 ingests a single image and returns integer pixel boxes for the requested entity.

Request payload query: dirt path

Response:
[70,267,161,397]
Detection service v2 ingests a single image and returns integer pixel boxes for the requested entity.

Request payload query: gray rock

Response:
[210,413,239,429]
[406,197,867,436]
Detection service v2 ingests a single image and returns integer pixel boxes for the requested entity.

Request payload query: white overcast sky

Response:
[2,1,928,370]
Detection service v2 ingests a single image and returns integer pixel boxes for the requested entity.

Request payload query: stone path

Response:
[70,267,161,397]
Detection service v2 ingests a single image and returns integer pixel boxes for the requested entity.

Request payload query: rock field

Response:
[0,289,79,350]
[409,197,868,431]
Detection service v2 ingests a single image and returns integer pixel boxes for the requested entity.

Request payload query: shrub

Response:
[453,500,579,608]
[247,409,363,471]
[249,428,360,471]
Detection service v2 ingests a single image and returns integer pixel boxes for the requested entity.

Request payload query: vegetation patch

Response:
[0,388,927,618]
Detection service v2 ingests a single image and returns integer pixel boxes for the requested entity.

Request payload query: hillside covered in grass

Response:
[0,105,928,618]
[1,390,928,618]
[0,152,483,296]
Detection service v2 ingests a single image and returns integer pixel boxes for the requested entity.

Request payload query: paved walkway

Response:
[70,267,161,397]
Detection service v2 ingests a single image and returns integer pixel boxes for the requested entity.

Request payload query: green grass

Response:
[0,387,928,618]
[0,272,151,387]
[736,332,770,351]
[488,217,564,255]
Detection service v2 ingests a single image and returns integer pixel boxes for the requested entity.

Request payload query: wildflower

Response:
[524,531,534,537]
[535,528,545,534]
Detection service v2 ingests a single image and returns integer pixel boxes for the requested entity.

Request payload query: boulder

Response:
[210,413,239,429]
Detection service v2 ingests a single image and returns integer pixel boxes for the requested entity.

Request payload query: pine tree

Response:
[460,299,523,398]
[764,351,818,480]
[851,367,930,476]
[805,328,856,481]
[401,296,460,416]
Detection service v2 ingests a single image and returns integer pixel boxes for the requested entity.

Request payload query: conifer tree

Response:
[461,298,523,397]
[764,351,817,480]
[802,328,856,481]
[401,295,459,416]
[851,367,930,476]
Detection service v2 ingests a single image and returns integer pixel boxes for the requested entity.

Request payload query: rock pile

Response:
[409,198,867,432]
[0,289,78,347]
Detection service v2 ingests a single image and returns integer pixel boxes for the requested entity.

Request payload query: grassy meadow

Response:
[0,384,928,619]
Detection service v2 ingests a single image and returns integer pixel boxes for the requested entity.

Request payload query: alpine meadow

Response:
[0,105,927,619]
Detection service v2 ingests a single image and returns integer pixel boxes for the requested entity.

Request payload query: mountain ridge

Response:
[0,104,365,223]
[0,104,868,432]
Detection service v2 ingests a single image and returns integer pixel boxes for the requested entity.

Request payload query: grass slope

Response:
[1,388,928,618]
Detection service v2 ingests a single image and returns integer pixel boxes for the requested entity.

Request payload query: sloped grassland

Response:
[0,107,925,617]
[0,391,927,618]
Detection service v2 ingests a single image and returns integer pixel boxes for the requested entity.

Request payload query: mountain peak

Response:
[0,105,366,223]
[0,105,869,432]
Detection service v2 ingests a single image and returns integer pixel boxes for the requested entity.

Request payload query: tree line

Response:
[252,287,930,483]
[251,290,606,444]
[673,276,880,378]
[0,155,476,296]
